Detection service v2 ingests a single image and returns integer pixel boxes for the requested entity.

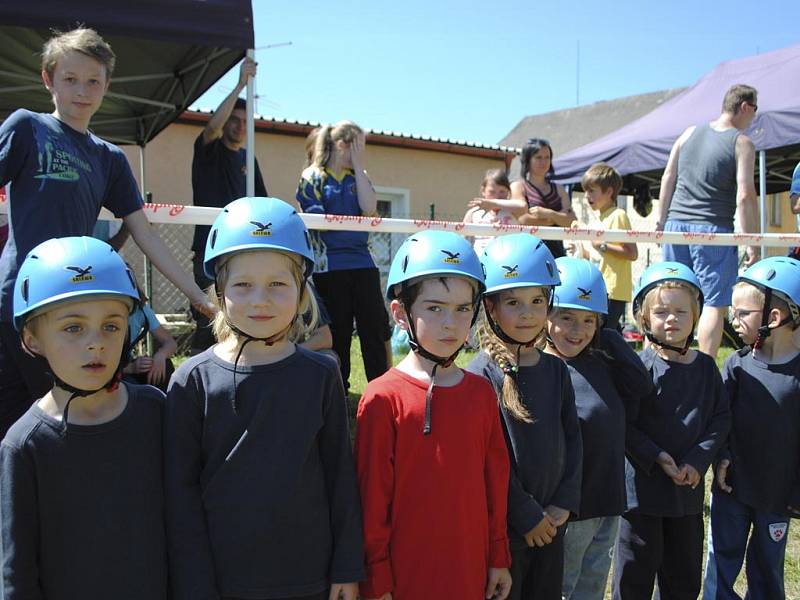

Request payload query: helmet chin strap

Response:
[21,337,128,433]
[644,330,693,356]
[753,288,796,350]
[399,291,480,435]
[218,278,306,414]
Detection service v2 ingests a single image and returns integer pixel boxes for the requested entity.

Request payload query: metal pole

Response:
[759,149,767,258]
[139,145,153,356]
[246,49,255,196]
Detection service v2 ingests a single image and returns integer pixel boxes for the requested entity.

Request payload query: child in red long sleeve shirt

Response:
[354,230,512,600]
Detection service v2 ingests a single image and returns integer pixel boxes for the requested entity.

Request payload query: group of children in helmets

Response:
[2,195,799,600]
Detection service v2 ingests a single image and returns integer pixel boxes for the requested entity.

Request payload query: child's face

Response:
[647,287,695,347]
[222,251,300,340]
[23,298,129,391]
[394,277,476,358]
[487,286,548,345]
[546,308,597,359]
[41,50,108,129]
[585,185,615,212]
[730,285,763,346]
[482,180,510,200]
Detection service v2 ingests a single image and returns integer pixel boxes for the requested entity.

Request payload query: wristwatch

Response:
[599,242,608,254]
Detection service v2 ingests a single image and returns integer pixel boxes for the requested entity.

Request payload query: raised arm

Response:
[201,58,257,146]
[349,134,378,215]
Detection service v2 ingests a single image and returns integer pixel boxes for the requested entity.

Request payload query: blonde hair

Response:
[303,126,320,168]
[475,289,552,424]
[636,281,701,332]
[310,120,365,170]
[210,251,318,347]
[42,28,115,79]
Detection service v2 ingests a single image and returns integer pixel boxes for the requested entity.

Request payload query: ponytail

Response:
[476,317,533,423]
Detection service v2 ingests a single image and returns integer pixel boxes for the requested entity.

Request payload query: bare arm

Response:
[735,135,759,265]
[656,126,695,229]
[123,209,216,317]
[201,57,257,145]
[299,324,333,352]
[468,197,528,213]
[509,181,529,217]
[349,134,377,215]
[107,223,131,252]
[594,241,638,261]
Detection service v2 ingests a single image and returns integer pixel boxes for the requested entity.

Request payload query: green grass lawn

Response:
[344,341,799,599]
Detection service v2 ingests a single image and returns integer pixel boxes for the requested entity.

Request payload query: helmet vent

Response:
[21,278,29,303]
[210,229,218,249]
[766,268,776,281]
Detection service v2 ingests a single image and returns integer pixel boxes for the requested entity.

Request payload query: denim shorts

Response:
[662,221,738,307]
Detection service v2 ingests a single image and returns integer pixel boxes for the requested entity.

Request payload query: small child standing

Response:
[355,230,512,600]
[542,257,652,600]
[469,233,582,600]
[703,256,800,600]
[462,169,520,254]
[580,163,637,331]
[164,197,363,600]
[1,236,167,599]
[613,262,730,600]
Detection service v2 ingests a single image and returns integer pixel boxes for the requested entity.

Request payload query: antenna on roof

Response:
[255,42,293,50]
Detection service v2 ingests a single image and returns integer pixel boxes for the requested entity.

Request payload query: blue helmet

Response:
[552,257,608,315]
[13,236,139,332]
[632,261,704,318]
[791,161,800,197]
[481,234,559,295]
[204,197,314,279]
[738,256,800,318]
[386,230,485,300]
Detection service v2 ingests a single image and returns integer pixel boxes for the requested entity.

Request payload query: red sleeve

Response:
[354,385,396,598]
[482,381,512,568]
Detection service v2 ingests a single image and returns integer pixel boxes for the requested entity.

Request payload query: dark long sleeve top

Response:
[0,383,167,600]
[625,348,731,516]
[719,349,800,515]
[470,351,582,545]
[567,329,653,520]
[164,347,364,600]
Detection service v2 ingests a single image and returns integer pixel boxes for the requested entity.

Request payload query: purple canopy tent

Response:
[553,44,800,199]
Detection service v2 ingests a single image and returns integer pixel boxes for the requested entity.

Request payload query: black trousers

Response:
[224,592,327,600]
[508,527,565,600]
[313,267,390,390]
[605,299,626,332]
[0,322,52,439]
[613,511,704,600]
[190,253,216,354]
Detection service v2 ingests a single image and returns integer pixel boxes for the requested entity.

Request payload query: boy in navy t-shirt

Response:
[703,257,800,600]
[0,28,213,437]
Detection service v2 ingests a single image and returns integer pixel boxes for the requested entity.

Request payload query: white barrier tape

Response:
[2,199,799,248]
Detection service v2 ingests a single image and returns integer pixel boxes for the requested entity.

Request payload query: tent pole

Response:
[246,48,255,197]
[759,149,767,258]
[139,144,153,356]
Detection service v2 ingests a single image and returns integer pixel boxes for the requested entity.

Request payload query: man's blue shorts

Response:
[662,221,738,308]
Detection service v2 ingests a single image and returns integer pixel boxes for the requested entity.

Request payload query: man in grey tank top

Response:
[655,84,759,359]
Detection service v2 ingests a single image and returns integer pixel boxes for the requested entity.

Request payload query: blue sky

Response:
[191,0,800,147]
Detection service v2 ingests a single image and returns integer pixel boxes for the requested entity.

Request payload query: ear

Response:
[41,70,53,92]
[390,299,411,332]
[767,306,786,329]
[21,326,44,357]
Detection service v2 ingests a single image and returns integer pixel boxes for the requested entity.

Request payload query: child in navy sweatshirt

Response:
[164,197,364,600]
[1,236,167,600]
[613,262,730,600]
[703,256,800,600]
[470,234,582,600]
[543,257,652,600]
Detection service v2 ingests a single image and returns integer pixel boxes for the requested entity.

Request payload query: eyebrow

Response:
[55,313,127,320]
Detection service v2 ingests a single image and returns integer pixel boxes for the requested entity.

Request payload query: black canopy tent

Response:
[0,1,255,145]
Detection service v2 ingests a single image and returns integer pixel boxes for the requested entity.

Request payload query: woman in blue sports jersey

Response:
[296,121,390,391]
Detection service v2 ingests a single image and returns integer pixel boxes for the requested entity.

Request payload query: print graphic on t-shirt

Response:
[31,119,93,187]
